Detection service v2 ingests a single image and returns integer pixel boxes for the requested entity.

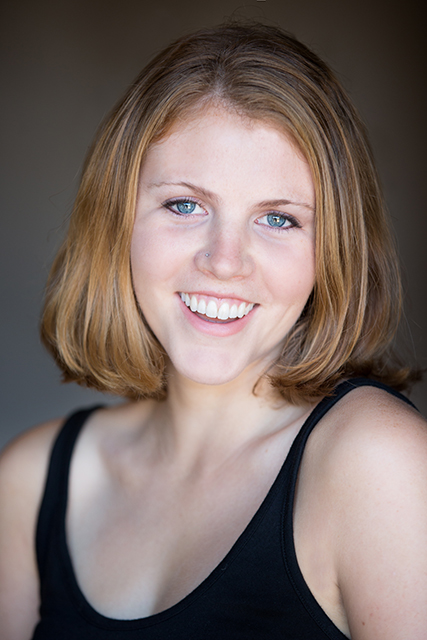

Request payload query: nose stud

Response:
[205,252,210,257]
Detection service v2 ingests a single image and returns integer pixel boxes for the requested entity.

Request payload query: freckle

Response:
[362,621,365,626]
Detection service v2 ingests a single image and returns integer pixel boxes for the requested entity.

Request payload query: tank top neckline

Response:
[52,378,415,631]
[57,406,298,629]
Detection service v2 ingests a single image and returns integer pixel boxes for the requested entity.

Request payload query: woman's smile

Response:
[131,105,316,386]
[179,293,256,321]
[177,291,259,338]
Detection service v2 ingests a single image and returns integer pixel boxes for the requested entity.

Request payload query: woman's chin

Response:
[166,354,260,389]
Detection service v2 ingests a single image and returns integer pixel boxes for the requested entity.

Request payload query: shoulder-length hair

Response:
[41,22,413,402]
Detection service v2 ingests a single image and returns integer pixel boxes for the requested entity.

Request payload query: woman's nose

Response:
[195,221,253,281]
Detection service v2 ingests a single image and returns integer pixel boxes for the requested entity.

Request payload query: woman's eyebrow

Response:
[257,198,315,212]
[146,181,220,203]
[146,182,314,212]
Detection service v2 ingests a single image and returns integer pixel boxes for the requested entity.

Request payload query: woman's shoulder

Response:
[320,382,427,468]
[307,382,427,636]
[0,415,69,565]
[308,382,427,509]
[0,416,65,507]
[0,417,65,638]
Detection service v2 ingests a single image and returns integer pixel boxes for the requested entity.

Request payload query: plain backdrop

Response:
[1,0,426,449]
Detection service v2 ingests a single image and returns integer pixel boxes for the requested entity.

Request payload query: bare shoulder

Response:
[314,385,427,638]
[0,416,66,526]
[0,416,64,486]
[0,417,64,640]
[318,384,427,480]
[303,384,427,506]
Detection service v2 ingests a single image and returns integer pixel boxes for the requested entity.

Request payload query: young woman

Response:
[0,22,426,640]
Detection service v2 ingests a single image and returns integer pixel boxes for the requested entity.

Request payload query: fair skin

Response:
[0,106,426,640]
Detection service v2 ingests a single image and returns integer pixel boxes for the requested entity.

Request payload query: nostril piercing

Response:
[205,252,210,257]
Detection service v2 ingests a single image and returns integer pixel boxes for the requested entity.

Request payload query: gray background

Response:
[1,0,426,450]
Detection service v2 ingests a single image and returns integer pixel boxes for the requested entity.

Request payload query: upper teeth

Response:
[180,293,254,320]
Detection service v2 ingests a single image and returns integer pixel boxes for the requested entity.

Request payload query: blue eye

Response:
[266,213,287,227]
[163,199,205,216]
[256,212,298,231]
[176,201,197,214]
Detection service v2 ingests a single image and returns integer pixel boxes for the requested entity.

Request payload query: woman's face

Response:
[131,106,316,386]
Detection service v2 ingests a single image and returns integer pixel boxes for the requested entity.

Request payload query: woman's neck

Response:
[147,364,313,471]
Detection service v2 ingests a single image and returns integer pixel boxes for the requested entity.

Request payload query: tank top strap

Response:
[284,376,416,482]
[35,405,103,584]
[280,377,417,635]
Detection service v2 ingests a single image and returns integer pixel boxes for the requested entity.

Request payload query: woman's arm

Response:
[333,393,427,639]
[0,419,62,640]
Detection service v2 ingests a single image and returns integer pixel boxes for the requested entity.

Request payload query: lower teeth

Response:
[196,312,236,323]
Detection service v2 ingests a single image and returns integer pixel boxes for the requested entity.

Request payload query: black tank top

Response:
[32,378,415,639]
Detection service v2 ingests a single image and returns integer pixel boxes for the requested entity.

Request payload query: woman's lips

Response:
[178,292,257,336]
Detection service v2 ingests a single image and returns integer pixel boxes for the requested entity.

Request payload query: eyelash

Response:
[162,198,301,232]
[256,213,301,233]
[162,198,205,217]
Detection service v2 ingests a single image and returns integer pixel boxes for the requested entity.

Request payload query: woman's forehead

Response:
[139,105,315,209]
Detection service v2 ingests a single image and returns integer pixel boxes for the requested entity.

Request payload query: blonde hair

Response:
[41,22,413,402]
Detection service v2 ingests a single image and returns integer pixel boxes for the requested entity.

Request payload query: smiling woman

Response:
[131,108,315,383]
[0,21,426,640]
[39,23,406,403]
